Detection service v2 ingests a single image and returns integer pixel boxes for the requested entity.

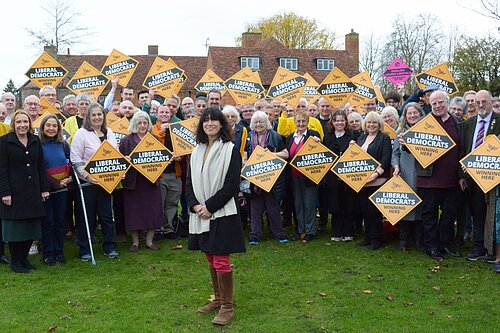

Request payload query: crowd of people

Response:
[0,82,499,324]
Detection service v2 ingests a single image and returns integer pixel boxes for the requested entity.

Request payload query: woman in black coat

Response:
[356,111,392,250]
[0,110,50,273]
[324,110,355,242]
[186,107,245,326]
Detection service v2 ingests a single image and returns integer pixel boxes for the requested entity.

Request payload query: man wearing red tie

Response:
[459,90,500,261]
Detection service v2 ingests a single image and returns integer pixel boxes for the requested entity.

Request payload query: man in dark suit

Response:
[459,90,500,261]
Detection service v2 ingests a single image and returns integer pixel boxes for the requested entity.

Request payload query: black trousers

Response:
[419,187,459,251]
[466,181,488,254]
[0,219,4,256]
[331,180,354,238]
[359,186,383,243]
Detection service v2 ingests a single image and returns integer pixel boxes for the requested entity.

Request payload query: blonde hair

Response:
[362,111,384,132]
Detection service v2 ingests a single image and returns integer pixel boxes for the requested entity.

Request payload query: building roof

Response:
[21,31,359,102]
[22,54,208,94]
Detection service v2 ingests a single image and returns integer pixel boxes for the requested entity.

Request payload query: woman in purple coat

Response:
[119,111,163,252]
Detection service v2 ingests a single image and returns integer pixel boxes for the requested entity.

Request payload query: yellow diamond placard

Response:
[101,49,139,87]
[66,61,109,99]
[415,63,458,96]
[84,140,130,194]
[369,176,422,225]
[142,57,184,99]
[169,118,199,156]
[374,86,386,112]
[195,69,227,96]
[401,113,456,168]
[106,111,120,128]
[382,123,397,140]
[302,73,320,105]
[331,143,381,192]
[348,71,377,109]
[109,117,130,145]
[252,71,266,102]
[289,137,338,184]
[40,97,66,122]
[241,145,287,193]
[224,67,265,105]
[317,67,356,108]
[129,132,173,183]
[173,73,187,96]
[267,67,307,108]
[25,51,68,88]
[460,135,500,193]
[32,111,52,136]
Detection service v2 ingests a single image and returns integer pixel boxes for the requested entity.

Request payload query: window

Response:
[317,58,335,71]
[279,58,298,71]
[240,57,260,70]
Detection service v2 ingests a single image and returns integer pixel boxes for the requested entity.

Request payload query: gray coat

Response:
[391,126,421,221]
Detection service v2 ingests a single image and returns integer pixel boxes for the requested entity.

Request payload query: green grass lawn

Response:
[0,228,498,333]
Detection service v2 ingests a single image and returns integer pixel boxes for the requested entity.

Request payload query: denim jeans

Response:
[42,191,68,260]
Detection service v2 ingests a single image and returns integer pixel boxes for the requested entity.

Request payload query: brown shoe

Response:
[129,245,139,253]
[212,271,234,325]
[146,244,160,251]
[198,266,220,313]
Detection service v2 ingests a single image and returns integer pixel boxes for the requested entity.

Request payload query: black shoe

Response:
[466,250,487,261]
[153,233,165,242]
[0,255,11,265]
[482,256,497,264]
[55,256,66,264]
[165,232,181,241]
[439,247,461,257]
[43,258,56,266]
[291,233,303,241]
[371,241,381,250]
[426,250,443,260]
[22,258,37,270]
[303,234,314,242]
[493,261,500,273]
[10,260,30,273]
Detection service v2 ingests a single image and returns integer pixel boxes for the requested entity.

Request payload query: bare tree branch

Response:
[24,0,96,55]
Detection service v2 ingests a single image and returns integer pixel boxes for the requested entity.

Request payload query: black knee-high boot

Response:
[8,242,30,273]
[20,240,36,270]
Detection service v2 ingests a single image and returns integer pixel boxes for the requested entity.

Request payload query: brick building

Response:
[20,30,359,105]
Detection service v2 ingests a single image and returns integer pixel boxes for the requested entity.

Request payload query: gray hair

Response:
[430,90,450,103]
[128,111,153,133]
[39,85,56,97]
[299,97,309,108]
[347,111,363,122]
[381,106,399,123]
[1,92,16,103]
[76,93,92,104]
[62,94,76,107]
[222,105,241,123]
[250,110,272,131]
[183,107,196,118]
[449,96,467,113]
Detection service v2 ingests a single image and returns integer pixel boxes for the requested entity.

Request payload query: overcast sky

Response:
[1,0,496,92]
